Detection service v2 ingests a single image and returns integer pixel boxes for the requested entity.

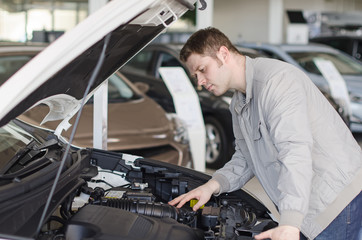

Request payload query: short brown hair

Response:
[180,27,240,62]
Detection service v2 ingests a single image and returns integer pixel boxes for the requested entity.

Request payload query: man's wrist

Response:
[211,174,230,195]
[206,179,221,195]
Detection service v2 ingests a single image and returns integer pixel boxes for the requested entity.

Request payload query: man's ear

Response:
[218,46,229,63]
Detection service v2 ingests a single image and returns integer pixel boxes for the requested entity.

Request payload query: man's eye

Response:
[200,68,204,73]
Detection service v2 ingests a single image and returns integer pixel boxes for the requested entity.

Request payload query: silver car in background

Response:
[241,42,362,131]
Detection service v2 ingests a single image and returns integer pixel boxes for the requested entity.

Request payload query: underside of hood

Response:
[0,0,196,130]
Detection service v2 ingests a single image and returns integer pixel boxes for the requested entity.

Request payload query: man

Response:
[169,27,362,240]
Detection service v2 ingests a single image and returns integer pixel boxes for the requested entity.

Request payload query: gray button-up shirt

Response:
[212,56,362,239]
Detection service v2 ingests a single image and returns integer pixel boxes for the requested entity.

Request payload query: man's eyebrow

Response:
[190,66,199,79]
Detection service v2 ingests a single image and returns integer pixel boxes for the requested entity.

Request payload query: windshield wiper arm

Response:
[0,156,53,180]
[0,138,59,176]
[0,140,38,175]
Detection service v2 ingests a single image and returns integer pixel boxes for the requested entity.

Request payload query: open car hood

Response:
[0,0,196,134]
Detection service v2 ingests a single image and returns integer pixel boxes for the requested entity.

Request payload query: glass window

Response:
[326,39,351,54]
[257,50,284,61]
[158,52,195,84]
[0,121,34,170]
[241,51,261,59]
[108,74,134,101]
[160,52,182,68]
[0,55,33,85]
[289,51,362,75]
[123,50,153,76]
[87,74,136,104]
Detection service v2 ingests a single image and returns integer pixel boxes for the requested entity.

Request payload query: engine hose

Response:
[96,198,178,220]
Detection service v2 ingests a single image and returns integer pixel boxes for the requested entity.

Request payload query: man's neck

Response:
[231,54,246,93]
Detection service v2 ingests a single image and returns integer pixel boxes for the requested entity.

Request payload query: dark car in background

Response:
[121,43,264,168]
[310,35,362,62]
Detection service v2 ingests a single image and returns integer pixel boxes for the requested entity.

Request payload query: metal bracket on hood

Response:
[175,0,206,11]
[198,0,207,10]
[123,153,141,170]
[175,0,195,10]
[156,3,178,28]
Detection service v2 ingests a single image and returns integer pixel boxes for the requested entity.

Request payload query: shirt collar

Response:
[234,56,254,111]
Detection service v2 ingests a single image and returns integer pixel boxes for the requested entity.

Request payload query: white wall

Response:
[213,0,362,43]
[213,0,269,43]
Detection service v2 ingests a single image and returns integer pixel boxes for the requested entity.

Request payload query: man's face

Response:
[185,51,230,96]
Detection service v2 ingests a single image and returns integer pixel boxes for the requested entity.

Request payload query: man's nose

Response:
[197,74,206,86]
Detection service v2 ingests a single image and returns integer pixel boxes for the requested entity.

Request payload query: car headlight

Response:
[166,113,189,145]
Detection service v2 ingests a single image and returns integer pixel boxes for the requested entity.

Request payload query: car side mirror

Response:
[134,82,150,94]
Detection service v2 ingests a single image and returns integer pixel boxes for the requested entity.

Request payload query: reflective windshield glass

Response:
[0,121,36,170]
[289,51,362,75]
[122,50,153,76]
[108,74,134,100]
[88,73,138,103]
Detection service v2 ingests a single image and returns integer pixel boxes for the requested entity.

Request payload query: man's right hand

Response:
[168,179,221,211]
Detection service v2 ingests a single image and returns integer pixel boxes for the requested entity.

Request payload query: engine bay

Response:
[39,148,278,240]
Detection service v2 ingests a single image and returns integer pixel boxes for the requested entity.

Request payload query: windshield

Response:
[108,74,134,101]
[87,73,139,104]
[0,121,37,170]
[289,51,362,75]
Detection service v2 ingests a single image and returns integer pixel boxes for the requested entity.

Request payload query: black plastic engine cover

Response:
[66,204,204,240]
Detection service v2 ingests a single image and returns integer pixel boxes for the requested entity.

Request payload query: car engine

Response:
[46,149,278,240]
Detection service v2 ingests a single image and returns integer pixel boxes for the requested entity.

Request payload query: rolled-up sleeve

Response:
[212,142,254,195]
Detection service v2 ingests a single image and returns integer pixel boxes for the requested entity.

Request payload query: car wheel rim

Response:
[205,123,221,164]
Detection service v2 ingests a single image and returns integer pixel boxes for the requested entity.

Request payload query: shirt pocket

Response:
[255,121,279,168]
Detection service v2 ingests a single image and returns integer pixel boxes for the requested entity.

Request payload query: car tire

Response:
[204,116,232,169]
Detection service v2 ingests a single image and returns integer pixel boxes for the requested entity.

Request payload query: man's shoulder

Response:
[251,57,294,71]
[250,57,304,83]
